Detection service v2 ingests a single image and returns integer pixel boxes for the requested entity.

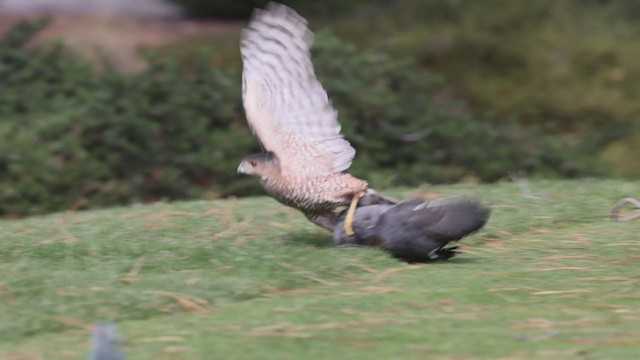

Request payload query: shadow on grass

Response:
[438,256,481,265]
[282,231,483,265]
[282,231,334,248]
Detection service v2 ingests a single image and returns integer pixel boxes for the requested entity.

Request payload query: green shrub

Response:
[312,31,596,185]
[0,19,596,217]
[333,0,640,166]
[0,19,257,217]
[167,0,373,19]
[167,0,265,19]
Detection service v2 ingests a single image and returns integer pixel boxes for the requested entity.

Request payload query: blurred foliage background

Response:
[0,0,638,217]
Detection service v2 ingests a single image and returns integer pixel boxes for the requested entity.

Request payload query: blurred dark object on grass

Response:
[90,322,126,360]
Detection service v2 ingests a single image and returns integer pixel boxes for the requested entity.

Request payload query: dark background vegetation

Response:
[1,0,639,217]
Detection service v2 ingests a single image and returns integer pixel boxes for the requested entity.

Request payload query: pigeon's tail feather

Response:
[419,201,490,242]
[375,198,490,263]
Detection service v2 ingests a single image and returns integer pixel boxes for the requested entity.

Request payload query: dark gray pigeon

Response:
[333,198,490,262]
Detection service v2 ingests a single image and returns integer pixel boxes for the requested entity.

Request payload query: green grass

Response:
[1,179,639,359]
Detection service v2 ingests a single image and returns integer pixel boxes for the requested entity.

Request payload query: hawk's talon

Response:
[344,191,366,236]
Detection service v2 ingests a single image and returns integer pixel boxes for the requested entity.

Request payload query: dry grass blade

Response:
[151,291,210,313]
[531,289,590,296]
[139,336,187,343]
[372,265,424,283]
[276,262,336,286]
[269,221,292,230]
[163,345,194,353]
[120,256,145,285]
[212,215,253,241]
[351,259,379,273]
[245,317,416,339]
[339,286,399,296]
[534,266,595,271]
[247,323,311,338]
[49,316,93,332]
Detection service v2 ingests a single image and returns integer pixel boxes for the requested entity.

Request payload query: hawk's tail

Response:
[412,200,490,242]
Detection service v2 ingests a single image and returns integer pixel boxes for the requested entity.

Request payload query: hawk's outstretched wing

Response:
[240,2,355,176]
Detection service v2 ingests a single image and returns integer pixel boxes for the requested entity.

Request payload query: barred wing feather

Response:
[240,2,355,175]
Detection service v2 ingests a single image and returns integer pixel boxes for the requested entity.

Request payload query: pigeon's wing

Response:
[241,3,355,176]
[382,199,490,242]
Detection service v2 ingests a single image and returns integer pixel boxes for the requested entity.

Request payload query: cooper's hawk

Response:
[333,199,490,262]
[237,2,368,234]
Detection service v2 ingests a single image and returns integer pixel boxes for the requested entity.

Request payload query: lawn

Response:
[1,179,639,359]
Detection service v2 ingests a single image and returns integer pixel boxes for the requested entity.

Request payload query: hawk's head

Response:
[237,152,280,178]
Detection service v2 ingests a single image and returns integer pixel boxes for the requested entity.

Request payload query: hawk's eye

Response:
[250,160,257,167]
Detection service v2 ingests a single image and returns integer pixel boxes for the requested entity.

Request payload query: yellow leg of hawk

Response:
[344,191,365,236]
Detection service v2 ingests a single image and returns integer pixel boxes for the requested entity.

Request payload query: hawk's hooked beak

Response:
[237,161,253,175]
